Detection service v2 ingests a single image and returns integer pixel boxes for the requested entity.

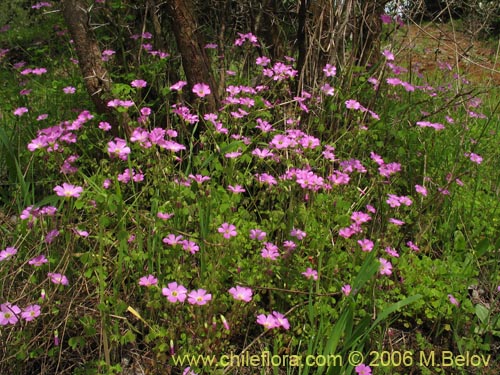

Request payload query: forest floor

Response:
[398,22,500,86]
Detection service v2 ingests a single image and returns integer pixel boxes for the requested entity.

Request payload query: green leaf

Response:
[454,230,466,252]
[475,239,491,258]
[475,304,489,324]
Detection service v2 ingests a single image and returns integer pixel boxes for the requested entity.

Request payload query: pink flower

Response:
[351,211,371,225]
[170,80,187,91]
[261,242,280,260]
[272,311,290,330]
[32,2,53,9]
[380,14,392,24]
[406,241,420,252]
[386,194,412,207]
[192,83,211,97]
[48,272,69,285]
[163,234,184,246]
[358,239,374,252]
[323,64,337,77]
[302,267,318,280]
[0,247,17,261]
[188,174,211,184]
[218,223,237,239]
[107,138,131,160]
[32,67,47,75]
[385,247,399,258]
[44,229,60,244]
[181,240,199,254]
[74,228,89,237]
[290,228,306,240]
[220,314,230,330]
[131,79,147,88]
[29,254,48,266]
[415,184,427,196]
[345,99,361,110]
[401,82,415,92]
[379,258,393,275]
[13,107,28,116]
[255,173,277,186]
[53,183,83,198]
[228,286,253,302]
[227,185,245,193]
[256,56,271,66]
[21,304,41,322]
[102,179,112,189]
[188,289,212,305]
[140,107,151,117]
[99,121,112,131]
[0,303,21,325]
[256,314,278,329]
[342,284,352,296]
[379,162,401,178]
[339,227,356,239]
[355,364,372,375]
[225,151,242,158]
[466,152,483,164]
[162,282,187,303]
[157,212,174,220]
[389,218,405,226]
[252,148,274,158]
[139,275,158,287]
[321,83,335,96]
[182,367,198,375]
[63,86,76,94]
[249,229,266,241]
[416,121,445,131]
[448,294,460,307]
[382,49,394,61]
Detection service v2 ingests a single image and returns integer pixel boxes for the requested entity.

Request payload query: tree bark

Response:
[256,0,283,60]
[353,0,388,67]
[166,0,218,114]
[61,0,127,136]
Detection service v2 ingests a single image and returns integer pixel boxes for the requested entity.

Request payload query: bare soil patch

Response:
[398,23,500,86]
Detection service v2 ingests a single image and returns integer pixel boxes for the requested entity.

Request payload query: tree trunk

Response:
[61,0,128,136]
[166,0,218,114]
[256,0,283,60]
[353,0,387,67]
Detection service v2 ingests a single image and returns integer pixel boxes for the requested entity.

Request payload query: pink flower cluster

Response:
[20,67,47,75]
[117,168,144,183]
[262,62,298,81]
[0,303,41,325]
[162,234,201,254]
[386,194,413,208]
[20,205,57,226]
[370,152,401,178]
[172,104,199,124]
[162,282,212,305]
[234,32,259,47]
[339,210,373,239]
[256,311,290,330]
[28,110,92,153]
